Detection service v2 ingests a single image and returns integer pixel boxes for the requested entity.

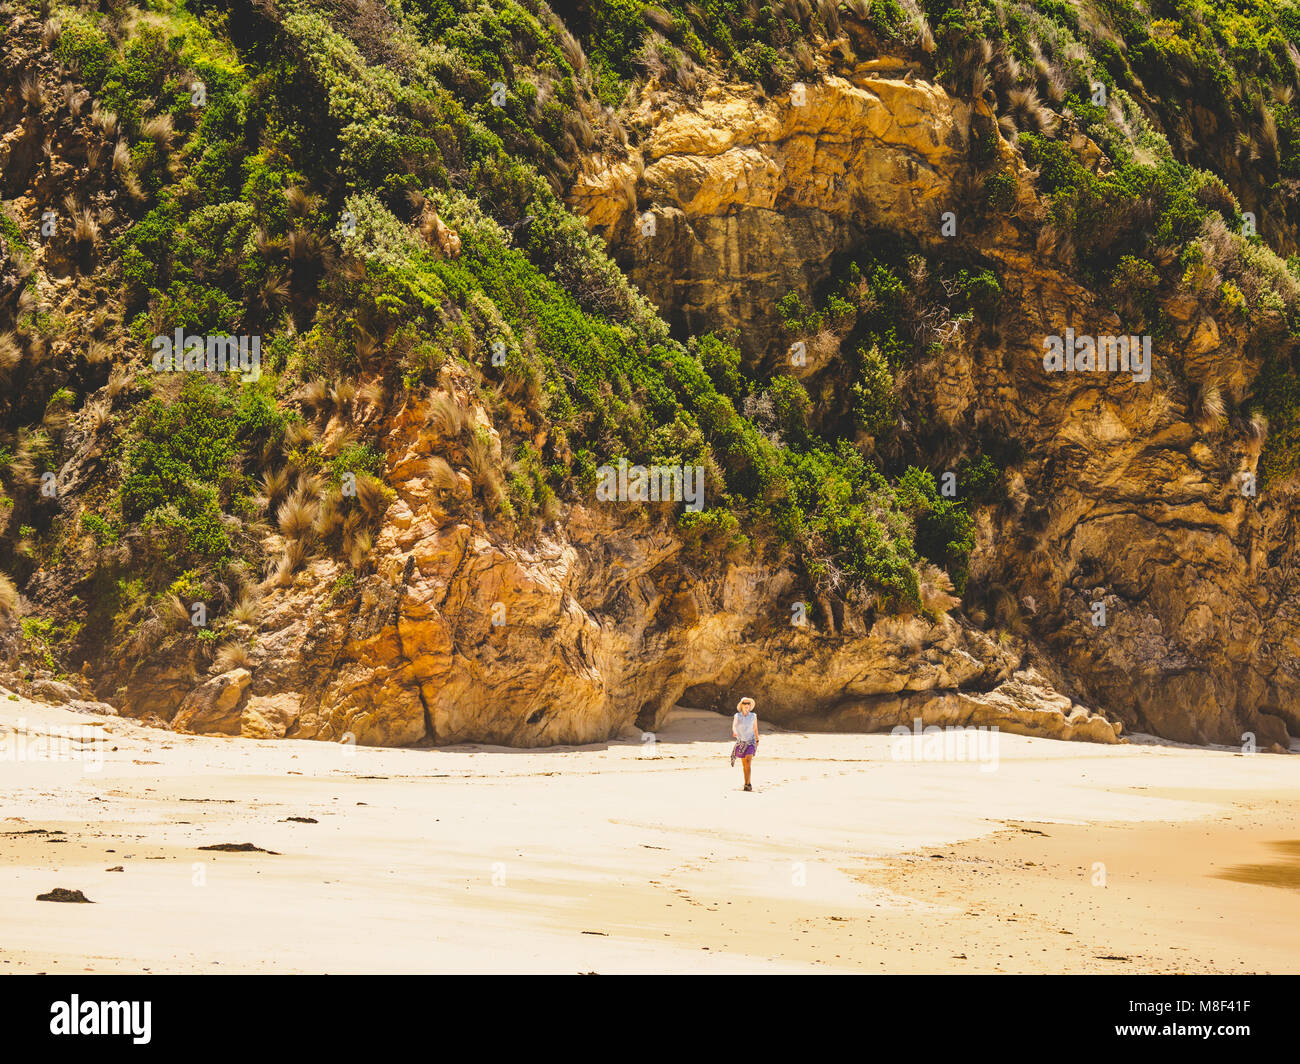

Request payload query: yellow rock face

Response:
[562,68,1297,749]
[132,66,1293,751]
[570,70,985,356]
[143,378,1110,749]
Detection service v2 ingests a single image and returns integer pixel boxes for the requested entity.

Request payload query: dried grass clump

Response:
[917,17,936,54]
[347,528,373,570]
[0,331,22,372]
[295,470,325,497]
[0,572,20,618]
[214,643,253,672]
[792,40,817,76]
[9,428,48,489]
[83,397,111,434]
[464,432,505,509]
[1245,413,1269,459]
[20,73,44,109]
[425,456,460,497]
[301,379,330,415]
[159,592,192,630]
[72,208,100,246]
[429,391,466,438]
[330,379,357,416]
[643,5,675,33]
[876,614,928,653]
[355,328,379,361]
[285,185,315,218]
[271,538,307,586]
[809,327,841,363]
[107,364,135,401]
[315,487,345,539]
[284,419,316,448]
[357,378,386,413]
[1193,381,1226,434]
[230,594,262,625]
[919,565,961,615]
[276,490,319,540]
[354,474,388,518]
[286,229,327,266]
[111,138,131,174]
[254,272,290,317]
[257,467,291,511]
[91,104,119,138]
[559,28,585,72]
[139,113,175,147]
[1003,86,1058,135]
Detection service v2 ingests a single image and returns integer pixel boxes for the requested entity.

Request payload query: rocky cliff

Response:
[572,61,982,351]
[111,378,1120,748]
[570,57,1300,748]
[0,0,1296,751]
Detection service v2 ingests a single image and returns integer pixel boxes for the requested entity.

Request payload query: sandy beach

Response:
[2,695,1298,974]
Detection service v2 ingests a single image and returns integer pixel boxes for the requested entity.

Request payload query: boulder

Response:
[172,670,252,735]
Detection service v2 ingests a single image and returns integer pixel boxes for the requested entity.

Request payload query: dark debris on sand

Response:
[37,888,93,903]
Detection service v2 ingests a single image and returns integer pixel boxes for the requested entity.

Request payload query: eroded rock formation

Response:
[572,61,987,355]
[568,67,1299,748]
[123,385,1118,747]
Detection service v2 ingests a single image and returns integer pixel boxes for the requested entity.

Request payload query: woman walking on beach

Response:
[731,697,759,791]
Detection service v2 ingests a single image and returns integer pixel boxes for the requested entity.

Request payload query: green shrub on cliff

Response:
[53,14,113,91]
[895,466,976,593]
[121,377,286,568]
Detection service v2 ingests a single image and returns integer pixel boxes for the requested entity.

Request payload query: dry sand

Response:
[2,695,1298,974]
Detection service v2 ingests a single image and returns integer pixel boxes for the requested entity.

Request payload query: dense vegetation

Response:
[3,0,1300,679]
[563,0,1300,474]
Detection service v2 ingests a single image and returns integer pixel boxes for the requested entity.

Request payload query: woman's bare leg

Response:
[742,756,752,786]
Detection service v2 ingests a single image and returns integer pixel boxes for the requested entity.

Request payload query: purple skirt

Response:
[730,740,757,765]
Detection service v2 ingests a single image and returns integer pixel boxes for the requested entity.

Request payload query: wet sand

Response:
[2,696,1298,973]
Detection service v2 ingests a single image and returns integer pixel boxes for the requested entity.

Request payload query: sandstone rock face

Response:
[30,679,81,704]
[571,67,981,358]
[113,380,1111,749]
[240,694,301,740]
[962,247,1299,746]
[791,668,1121,743]
[172,669,252,736]
[569,69,1300,749]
